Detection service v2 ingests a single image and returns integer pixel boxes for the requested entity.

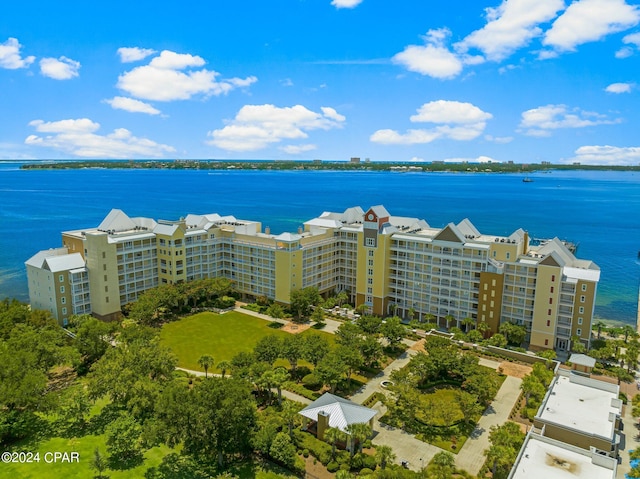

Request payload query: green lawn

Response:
[1,436,173,479]
[160,311,334,372]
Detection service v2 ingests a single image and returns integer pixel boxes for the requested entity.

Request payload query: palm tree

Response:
[271,367,290,405]
[337,290,348,308]
[461,316,475,333]
[623,325,637,343]
[444,314,455,331]
[345,422,372,456]
[217,360,232,378]
[375,444,396,470]
[280,400,301,438]
[594,320,606,340]
[477,321,490,339]
[323,427,345,460]
[197,354,214,379]
[432,451,455,479]
[407,307,416,321]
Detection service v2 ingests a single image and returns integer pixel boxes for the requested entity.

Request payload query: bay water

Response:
[1,164,638,323]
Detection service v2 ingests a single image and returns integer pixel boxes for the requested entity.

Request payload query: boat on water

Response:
[522,177,534,182]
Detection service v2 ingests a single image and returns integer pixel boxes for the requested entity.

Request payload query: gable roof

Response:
[433,223,466,243]
[369,205,390,219]
[569,353,597,368]
[298,392,377,433]
[98,209,136,232]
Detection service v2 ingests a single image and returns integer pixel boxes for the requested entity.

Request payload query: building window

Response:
[105,296,109,303]
[368,250,374,257]
[103,264,107,271]
[551,275,555,282]
[548,309,551,315]
[62,307,67,315]
[576,328,582,336]
[506,252,510,260]
[368,269,373,276]
[492,251,496,258]
[580,295,585,303]
[550,286,554,293]
[365,238,375,247]
[367,287,373,294]
[547,320,550,327]
[578,317,583,325]
[549,298,553,304]
[59,274,64,283]
[582,284,587,292]
[545,339,548,346]
[102,252,106,259]
[368,259,374,266]
[579,306,584,314]
[60,286,65,293]
[61,297,66,304]
[104,275,107,281]
[367,278,373,285]
[105,286,108,292]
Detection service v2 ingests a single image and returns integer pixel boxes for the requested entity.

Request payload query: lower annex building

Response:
[26,205,600,351]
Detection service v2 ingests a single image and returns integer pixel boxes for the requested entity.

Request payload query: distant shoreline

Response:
[16,159,640,173]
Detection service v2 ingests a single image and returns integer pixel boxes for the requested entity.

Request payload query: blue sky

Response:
[1,0,640,164]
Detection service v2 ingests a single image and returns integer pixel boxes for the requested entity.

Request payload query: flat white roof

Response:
[538,375,620,441]
[510,434,616,479]
[563,266,601,282]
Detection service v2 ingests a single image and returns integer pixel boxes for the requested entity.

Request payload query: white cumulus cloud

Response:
[456,0,564,62]
[280,144,317,154]
[117,47,156,63]
[104,96,161,115]
[25,118,175,158]
[617,31,640,57]
[392,29,463,79]
[519,104,620,136]
[0,37,35,69]
[571,145,640,165]
[331,0,362,8]
[117,50,257,101]
[39,56,80,80]
[371,100,492,145]
[543,0,640,52]
[605,82,634,93]
[208,104,346,152]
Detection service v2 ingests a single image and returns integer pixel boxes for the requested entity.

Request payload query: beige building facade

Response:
[26,206,600,351]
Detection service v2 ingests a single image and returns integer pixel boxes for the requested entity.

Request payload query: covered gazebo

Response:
[298,392,377,441]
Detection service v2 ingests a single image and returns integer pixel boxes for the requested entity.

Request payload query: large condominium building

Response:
[25,205,600,351]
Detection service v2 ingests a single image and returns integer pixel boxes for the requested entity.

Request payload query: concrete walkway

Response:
[371,403,443,471]
[349,339,418,404]
[233,303,343,334]
[454,375,523,476]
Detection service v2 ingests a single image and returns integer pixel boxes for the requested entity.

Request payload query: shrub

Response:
[283,381,319,400]
[336,450,350,465]
[302,373,323,391]
[242,303,262,313]
[292,429,332,465]
[303,449,309,458]
[360,468,374,475]
[327,461,340,472]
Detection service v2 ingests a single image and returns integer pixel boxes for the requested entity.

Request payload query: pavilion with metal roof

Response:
[298,392,377,441]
